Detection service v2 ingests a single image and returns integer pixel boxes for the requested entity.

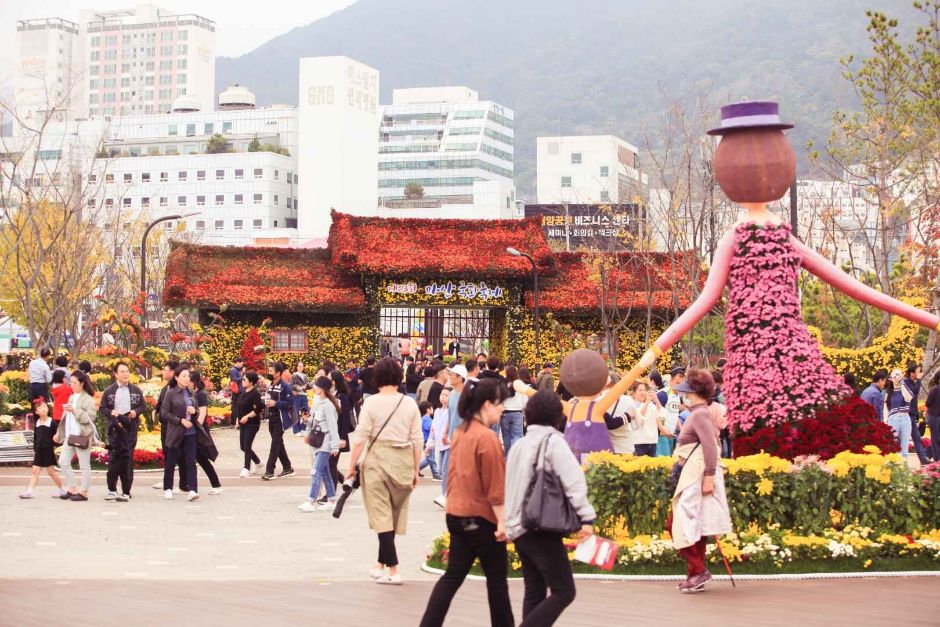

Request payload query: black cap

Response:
[669,365,686,376]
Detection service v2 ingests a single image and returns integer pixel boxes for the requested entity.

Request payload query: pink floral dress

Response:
[723,222,850,433]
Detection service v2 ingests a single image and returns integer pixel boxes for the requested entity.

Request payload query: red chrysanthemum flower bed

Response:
[733,395,900,460]
[91,448,165,468]
[164,242,367,312]
[328,210,555,278]
[531,251,699,314]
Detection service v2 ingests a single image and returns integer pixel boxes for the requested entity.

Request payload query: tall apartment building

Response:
[14,18,82,123]
[14,5,215,122]
[536,135,647,205]
[377,86,518,220]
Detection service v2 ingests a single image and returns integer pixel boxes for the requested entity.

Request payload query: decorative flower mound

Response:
[724,223,851,433]
[732,395,900,460]
[163,242,367,313]
[328,210,555,278]
[530,251,699,314]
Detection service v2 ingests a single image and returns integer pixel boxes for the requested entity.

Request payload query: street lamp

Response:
[507,247,540,364]
[140,212,199,329]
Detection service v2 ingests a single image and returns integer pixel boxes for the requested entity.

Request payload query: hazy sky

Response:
[0,0,358,70]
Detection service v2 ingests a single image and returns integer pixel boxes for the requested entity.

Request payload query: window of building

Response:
[88,199,96,208]
[235,168,244,180]
[196,220,205,230]
[103,78,116,89]
[168,124,178,136]
[177,74,187,85]
[253,193,262,205]
[88,174,98,184]
[196,170,205,181]
[159,197,168,207]
[600,166,609,177]
[177,196,186,207]
[274,169,279,181]
[159,74,172,86]
[177,44,188,55]
[105,35,117,46]
[159,89,173,100]
[204,123,213,135]
[272,329,308,353]
[215,169,224,180]
[234,220,243,230]
[287,198,292,209]
[121,63,131,73]
[104,64,116,75]
[141,197,150,207]
[145,76,155,87]
[145,61,155,72]
[184,123,195,137]
[91,36,101,47]
[222,122,233,133]
[105,198,114,207]
[161,45,172,56]
[164,145,178,155]
[600,191,610,202]
[178,30,188,41]
[571,152,582,164]
[215,195,224,206]
[123,197,132,207]
[561,176,572,188]
[273,194,279,205]
[253,168,263,179]
[178,171,187,181]
[234,194,243,205]
[104,49,117,61]
[141,172,150,182]
[196,195,205,206]
[163,222,173,230]
[160,59,172,71]
[88,93,100,104]
[177,58,188,71]
[253,219,263,229]
[161,31,173,42]
[103,93,117,103]
[89,65,100,76]
[214,220,224,230]
[293,174,299,184]
[105,173,114,183]
[123,173,132,183]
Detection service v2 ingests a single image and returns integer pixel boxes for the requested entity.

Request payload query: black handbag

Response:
[521,433,582,535]
[307,422,326,448]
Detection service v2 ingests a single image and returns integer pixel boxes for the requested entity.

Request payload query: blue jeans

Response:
[440,448,452,496]
[499,411,524,455]
[419,448,440,477]
[309,451,335,501]
[888,413,912,459]
[910,414,931,462]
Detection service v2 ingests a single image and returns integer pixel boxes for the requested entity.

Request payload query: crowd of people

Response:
[16,345,940,623]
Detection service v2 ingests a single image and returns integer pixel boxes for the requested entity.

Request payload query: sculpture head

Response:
[560,349,609,398]
[709,101,796,203]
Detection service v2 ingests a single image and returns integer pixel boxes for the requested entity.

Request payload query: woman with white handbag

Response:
[53,371,100,502]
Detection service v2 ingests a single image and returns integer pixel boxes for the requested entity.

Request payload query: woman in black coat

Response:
[161,365,200,502]
[329,370,354,487]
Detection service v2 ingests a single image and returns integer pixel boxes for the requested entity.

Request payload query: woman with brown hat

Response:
[667,368,731,593]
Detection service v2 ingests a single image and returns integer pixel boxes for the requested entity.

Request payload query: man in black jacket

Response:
[262,362,295,480]
[99,361,147,500]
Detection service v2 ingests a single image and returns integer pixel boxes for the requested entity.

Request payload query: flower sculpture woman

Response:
[630,101,940,444]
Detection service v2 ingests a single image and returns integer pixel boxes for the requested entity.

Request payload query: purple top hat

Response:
[707,100,793,136]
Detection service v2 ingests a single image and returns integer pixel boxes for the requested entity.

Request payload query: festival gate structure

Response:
[163,210,694,382]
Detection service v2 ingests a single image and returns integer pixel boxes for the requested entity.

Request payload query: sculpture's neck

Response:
[740,202,782,225]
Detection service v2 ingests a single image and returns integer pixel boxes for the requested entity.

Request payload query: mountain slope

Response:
[215,0,916,198]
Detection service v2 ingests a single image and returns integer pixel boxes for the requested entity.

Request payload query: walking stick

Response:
[712,536,736,587]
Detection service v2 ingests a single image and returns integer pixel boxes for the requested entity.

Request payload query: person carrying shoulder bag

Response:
[346,358,423,585]
[54,371,101,501]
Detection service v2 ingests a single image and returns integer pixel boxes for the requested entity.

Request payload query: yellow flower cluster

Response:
[827,449,903,482]
[584,450,674,473]
[723,452,793,476]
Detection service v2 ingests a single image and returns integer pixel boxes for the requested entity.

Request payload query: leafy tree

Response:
[404,182,425,199]
[247,136,261,152]
[206,134,233,154]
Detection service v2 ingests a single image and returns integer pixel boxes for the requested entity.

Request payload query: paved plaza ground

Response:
[2,427,939,626]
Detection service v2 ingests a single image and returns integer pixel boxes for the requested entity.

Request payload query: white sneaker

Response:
[433,495,447,509]
[105,491,117,501]
[188,491,200,502]
[239,468,250,478]
[369,566,386,579]
[208,487,223,495]
[317,500,336,511]
[164,489,173,500]
[250,463,260,476]
[375,573,403,585]
[152,480,163,490]
[298,501,317,513]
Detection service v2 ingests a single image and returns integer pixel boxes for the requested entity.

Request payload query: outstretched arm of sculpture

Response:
[792,237,940,331]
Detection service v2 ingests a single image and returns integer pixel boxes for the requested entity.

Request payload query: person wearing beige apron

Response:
[667,369,732,594]
[346,357,424,585]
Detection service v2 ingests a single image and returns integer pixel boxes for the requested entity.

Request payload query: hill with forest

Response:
[215,0,918,198]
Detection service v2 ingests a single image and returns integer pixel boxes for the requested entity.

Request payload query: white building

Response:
[14,18,82,123]
[297,56,380,239]
[377,86,518,220]
[536,135,646,205]
[14,4,216,121]
[88,87,299,245]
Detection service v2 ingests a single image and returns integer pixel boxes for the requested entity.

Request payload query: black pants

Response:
[330,452,345,486]
[106,444,131,495]
[160,420,189,490]
[196,449,221,488]
[164,434,197,492]
[634,443,657,457]
[265,419,292,475]
[28,382,49,402]
[127,418,139,493]
[515,532,577,626]
[240,424,261,469]
[419,515,514,627]
[378,530,398,567]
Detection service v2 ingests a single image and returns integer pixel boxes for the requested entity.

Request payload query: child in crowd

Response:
[20,399,65,499]
[50,369,71,425]
[425,389,450,482]
[418,400,441,480]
